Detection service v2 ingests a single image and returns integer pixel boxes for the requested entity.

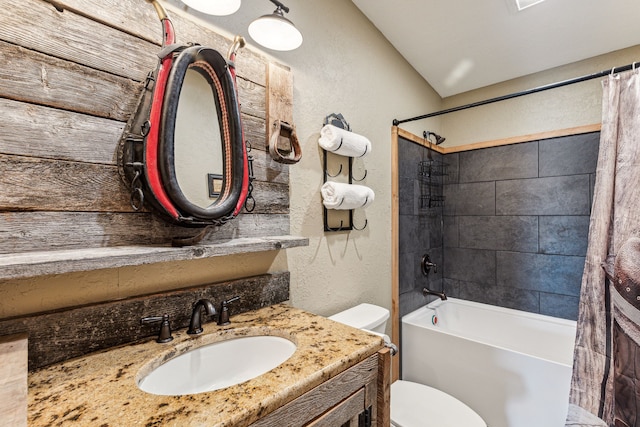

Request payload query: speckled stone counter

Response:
[28,304,384,426]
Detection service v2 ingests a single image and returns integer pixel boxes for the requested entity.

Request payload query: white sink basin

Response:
[138,335,296,395]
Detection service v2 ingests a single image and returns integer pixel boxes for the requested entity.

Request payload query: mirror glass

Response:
[174,68,224,208]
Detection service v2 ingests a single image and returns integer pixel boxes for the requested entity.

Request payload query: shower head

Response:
[425,131,446,145]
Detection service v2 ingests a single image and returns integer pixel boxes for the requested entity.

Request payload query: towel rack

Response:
[322,113,368,232]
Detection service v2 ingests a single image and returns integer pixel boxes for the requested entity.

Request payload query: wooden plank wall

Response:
[0,0,291,254]
[0,272,290,370]
[0,334,27,426]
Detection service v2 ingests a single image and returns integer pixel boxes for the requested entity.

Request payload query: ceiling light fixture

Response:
[180,0,241,16]
[248,0,303,51]
[515,0,545,11]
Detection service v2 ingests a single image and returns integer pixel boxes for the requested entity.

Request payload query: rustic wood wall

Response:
[0,0,291,255]
[0,272,290,370]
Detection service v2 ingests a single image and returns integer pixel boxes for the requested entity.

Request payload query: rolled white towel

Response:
[321,182,374,210]
[318,124,372,158]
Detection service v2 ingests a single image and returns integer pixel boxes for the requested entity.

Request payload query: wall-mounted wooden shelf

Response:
[0,236,308,280]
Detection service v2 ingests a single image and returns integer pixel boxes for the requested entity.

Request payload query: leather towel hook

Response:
[269,120,302,164]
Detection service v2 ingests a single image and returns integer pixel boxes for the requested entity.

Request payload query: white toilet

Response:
[329,303,486,427]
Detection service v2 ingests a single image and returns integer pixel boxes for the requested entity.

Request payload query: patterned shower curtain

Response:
[568,69,640,426]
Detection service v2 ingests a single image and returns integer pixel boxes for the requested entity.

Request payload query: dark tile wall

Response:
[441,132,600,320]
[398,137,445,317]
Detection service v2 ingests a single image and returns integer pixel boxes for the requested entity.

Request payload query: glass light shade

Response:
[181,0,241,16]
[248,12,303,51]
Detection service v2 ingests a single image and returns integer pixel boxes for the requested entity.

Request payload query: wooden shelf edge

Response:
[395,127,447,154]
[0,236,309,280]
[441,123,602,153]
[393,123,601,154]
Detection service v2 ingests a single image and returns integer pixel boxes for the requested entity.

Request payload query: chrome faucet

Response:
[187,299,217,334]
[423,287,447,301]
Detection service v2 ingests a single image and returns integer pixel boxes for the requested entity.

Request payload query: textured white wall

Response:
[440,45,640,147]
[171,0,443,316]
[233,0,443,316]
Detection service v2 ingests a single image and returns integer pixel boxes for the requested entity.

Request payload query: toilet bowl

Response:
[390,380,485,427]
[329,304,486,427]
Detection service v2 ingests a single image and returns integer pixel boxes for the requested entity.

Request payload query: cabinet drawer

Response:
[250,354,378,427]
[306,388,365,427]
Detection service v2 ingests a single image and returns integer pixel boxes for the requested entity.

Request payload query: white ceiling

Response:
[351,0,640,97]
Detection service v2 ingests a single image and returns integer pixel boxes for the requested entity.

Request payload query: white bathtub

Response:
[401,298,577,427]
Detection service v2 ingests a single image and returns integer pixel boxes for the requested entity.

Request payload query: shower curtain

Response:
[569,69,640,426]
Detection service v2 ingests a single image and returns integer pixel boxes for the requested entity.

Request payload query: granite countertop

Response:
[28,304,384,426]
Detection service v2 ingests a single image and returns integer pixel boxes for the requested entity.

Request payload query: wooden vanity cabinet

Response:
[251,349,391,427]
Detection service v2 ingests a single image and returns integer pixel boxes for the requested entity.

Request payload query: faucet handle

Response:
[218,296,241,326]
[421,254,437,275]
[141,314,173,343]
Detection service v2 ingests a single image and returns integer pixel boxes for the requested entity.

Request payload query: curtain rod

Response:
[393,61,639,126]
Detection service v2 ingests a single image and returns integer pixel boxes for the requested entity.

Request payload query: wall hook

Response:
[325,163,343,178]
[352,218,368,231]
[324,218,346,232]
[351,169,368,182]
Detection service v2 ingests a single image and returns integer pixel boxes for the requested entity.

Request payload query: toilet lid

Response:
[391,380,486,427]
[328,303,389,330]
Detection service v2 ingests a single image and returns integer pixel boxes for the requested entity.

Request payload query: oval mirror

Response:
[160,46,246,221]
[118,3,248,231]
[118,43,248,228]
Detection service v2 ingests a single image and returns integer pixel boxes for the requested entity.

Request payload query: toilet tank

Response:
[328,303,389,334]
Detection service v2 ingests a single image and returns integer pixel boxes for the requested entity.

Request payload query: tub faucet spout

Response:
[423,288,447,300]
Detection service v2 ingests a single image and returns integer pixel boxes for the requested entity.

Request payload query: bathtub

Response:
[401,298,577,427]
